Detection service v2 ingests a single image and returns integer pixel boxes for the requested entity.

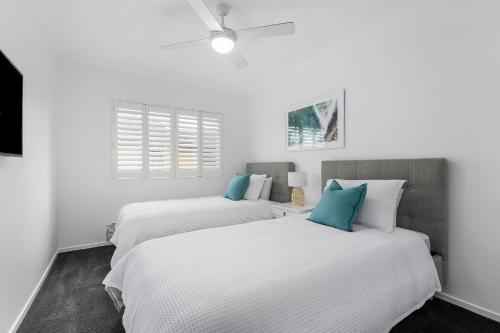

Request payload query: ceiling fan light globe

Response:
[211,36,235,54]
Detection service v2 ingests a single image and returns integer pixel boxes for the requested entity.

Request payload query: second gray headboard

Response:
[247,162,295,203]
[321,158,447,259]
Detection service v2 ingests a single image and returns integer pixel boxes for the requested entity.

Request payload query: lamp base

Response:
[291,187,305,207]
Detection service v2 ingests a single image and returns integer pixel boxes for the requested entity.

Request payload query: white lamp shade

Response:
[288,172,307,187]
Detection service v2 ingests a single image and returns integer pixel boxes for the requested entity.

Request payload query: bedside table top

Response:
[273,202,315,213]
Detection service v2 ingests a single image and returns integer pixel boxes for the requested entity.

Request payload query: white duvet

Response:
[104,214,441,333]
[110,196,274,267]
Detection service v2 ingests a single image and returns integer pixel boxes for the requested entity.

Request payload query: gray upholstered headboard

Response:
[247,162,295,203]
[321,159,447,259]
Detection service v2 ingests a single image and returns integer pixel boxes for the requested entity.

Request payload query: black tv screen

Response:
[0,50,23,156]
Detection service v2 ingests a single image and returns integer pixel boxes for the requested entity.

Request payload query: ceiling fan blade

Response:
[185,0,222,31]
[159,38,208,51]
[236,22,295,41]
[229,47,248,69]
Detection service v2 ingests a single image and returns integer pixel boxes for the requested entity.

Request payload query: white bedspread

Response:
[110,196,274,267]
[104,214,441,333]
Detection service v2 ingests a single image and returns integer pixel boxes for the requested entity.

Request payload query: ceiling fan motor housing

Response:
[210,27,237,43]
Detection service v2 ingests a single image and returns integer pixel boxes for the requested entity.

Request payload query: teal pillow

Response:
[308,180,367,232]
[224,174,251,201]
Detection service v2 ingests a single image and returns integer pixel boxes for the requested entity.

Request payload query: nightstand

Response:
[272,202,315,218]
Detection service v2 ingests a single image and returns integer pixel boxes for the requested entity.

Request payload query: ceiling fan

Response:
[159,0,296,69]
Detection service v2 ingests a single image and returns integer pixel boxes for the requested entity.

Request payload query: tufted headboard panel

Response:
[321,158,447,258]
[247,162,295,203]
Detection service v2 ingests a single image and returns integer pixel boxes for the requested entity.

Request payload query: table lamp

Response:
[288,172,307,206]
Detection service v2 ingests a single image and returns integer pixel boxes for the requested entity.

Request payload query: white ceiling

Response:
[31,0,432,91]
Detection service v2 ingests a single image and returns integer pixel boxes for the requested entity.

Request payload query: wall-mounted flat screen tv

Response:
[0,50,23,156]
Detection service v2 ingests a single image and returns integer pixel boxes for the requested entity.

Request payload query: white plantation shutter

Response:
[201,112,223,176]
[176,109,200,177]
[148,106,174,178]
[113,100,223,179]
[114,101,145,179]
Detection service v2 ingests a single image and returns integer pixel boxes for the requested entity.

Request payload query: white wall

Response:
[248,0,500,318]
[0,0,58,332]
[55,59,249,248]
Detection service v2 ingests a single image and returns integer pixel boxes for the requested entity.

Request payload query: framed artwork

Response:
[286,89,344,151]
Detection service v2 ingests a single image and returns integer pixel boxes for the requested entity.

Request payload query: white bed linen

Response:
[104,214,441,333]
[410,229,431,250]
[110,196,274,267]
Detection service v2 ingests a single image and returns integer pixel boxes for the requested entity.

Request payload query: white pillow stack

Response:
[326,179,406,232]
[244,174,267,200]
[258,177,273,200]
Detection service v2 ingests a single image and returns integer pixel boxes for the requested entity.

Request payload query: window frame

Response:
[112,100,223,180]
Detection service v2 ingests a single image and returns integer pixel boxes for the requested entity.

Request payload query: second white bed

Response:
[110,196,274,266]
[104,213,440,333]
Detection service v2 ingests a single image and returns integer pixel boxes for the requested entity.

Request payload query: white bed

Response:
[110,196,274,267]
[104,213,441,333]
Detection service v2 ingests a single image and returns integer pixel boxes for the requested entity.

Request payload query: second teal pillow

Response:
[308,180,367,232]
[224,174,251,201]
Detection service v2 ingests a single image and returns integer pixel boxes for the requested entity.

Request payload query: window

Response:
[113,101,223,179]
[176,109,199,177]
[148,105,174,178]
[201,112,223,177]
[114,101,145,179]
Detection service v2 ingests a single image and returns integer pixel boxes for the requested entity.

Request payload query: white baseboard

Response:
[436,292,500,323]
[8,250,58,333]
[58,241,111,253]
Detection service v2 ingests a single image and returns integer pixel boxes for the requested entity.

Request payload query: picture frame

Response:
[285,89,345,151]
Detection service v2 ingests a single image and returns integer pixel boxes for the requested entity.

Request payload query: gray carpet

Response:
[18,246,124,333]
[18,246,500,333]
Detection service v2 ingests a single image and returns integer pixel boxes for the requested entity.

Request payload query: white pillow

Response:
[244,174,267,200]
[258,177,273,200]
[327,179,406,232]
